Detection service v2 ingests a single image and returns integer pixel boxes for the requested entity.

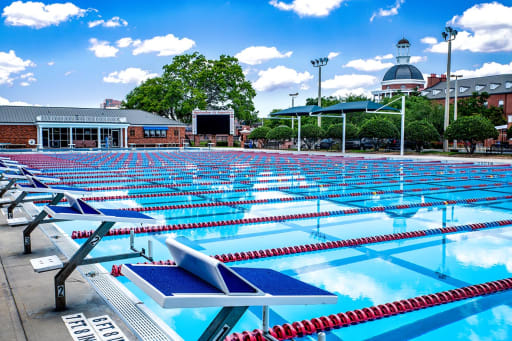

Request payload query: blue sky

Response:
[1,0,512,117]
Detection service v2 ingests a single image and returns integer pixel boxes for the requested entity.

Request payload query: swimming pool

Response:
[11,150,512,340]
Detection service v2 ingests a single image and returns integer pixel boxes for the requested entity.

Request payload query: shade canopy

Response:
[269,105,321,117]
[314,101,400,114]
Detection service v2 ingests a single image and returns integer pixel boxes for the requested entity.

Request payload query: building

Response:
[422,74,512,126]
[0,106,185,149]
[101,99,122,109]
[372,38,425,101]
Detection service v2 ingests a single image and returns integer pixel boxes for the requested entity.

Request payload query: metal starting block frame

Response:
[37,194,155,310]
[122,237,338,341]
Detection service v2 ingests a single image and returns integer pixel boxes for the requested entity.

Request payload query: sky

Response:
[1,0,512,117]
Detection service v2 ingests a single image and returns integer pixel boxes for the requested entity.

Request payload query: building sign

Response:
[36,115,127,123]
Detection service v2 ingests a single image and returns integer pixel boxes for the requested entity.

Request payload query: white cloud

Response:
[103,67,158,85]
[20,81,29,86]
[116,37,133,48]
[64,70,73,76]
[0,96,31,105]
[331,87,372,98]
[253,65,313,91]
[0,49,35,85]
[235,46,293,65]
[322,74,377,89]
[375,53,393,60]
[132,34,195,56]
[410,55,427,63]
[421,37,437,45]
[2,1,85,29]
[19,72,36,85]
[269,0,345,17]
[344,57,394,72]
[424,2,512,53]
[88,38,118,58]
[88,16,127,28]
[47,61,54,66]
[327,51,340,60]
[453,61,512,78]
[370,0,404,22]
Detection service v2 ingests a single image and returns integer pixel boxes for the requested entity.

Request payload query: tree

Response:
[358,117,399,150]
[326,123,358,150]
[445,115,498,154]
[248,126,270,148]
[457,92,506,126]
[405,120,440,152]
[124,52,257,123]
[300,124,325,149]
[266,126,293,149]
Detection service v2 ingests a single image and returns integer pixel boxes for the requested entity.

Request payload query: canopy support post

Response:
[298,116,301,152]
[400,96,405,156]
[342,114,346,154]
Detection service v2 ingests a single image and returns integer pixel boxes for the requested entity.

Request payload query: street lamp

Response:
[289,92,298,129]
[311,57,329,127]
[451,74,463,149]
[442,26,457,152]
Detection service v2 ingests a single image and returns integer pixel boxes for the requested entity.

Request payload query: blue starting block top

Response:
[44,194,155,223]
[16,176,87,195]
[122,238,337,308]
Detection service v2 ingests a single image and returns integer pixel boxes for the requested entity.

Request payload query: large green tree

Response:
[300,124,325,150]
[445,115,498,154]
[124,52,257,123]
[266,126,293,149]
[457,92,506,126]
[358,117,399,150]
[405,120,440,152]
[248,126,270,148]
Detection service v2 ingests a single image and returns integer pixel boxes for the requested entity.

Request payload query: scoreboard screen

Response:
[196,114,231,134]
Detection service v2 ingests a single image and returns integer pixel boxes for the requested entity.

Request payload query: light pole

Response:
[311,57,329,127]
[442,26,457,152]
[451,74,463,149]
[289,92,298,129]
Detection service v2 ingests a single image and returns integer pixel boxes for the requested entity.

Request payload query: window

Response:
[130,129,135,137]
[475,84,485,91]
[490,83,501,90]
[432,89,441,95]
[174,129,179,136]
[161,130,167,138]
[484,101,488,108]
[460,86,469,93]
[143,128,167,138]
[499,100,504,107]
[509,116,512,123]
[144,130,150,138]
[506,82,512,89]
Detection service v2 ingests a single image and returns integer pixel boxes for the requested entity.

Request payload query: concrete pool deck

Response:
[0,222,137,341]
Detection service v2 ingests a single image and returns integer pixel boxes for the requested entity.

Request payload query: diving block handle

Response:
[166,237,263,296]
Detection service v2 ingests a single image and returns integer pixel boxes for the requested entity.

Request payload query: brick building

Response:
[0,106,185,149]
[422,74,512,127]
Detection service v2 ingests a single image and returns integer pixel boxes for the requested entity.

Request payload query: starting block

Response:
[122,237,337,340]
[30,255,64,273]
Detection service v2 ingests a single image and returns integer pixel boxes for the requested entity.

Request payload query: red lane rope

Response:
[109,219,512,277]
[226,277,512,340]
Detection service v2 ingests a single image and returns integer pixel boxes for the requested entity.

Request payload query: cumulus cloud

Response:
[370,0,404,22]
[88,38,118,58]
[47,61,55,66]
[19,72,36,85]
[331,87,372,98]
[235,46,292,65]
[375,54,393,60]
[0,96,31,105]
[88,16,127,28]
[424,2,512,53]
[2,1,86,29]
[453,61,512,78]
[269,0,345,17]
[253,65,313,92]
[410,55,427,63]
[421,37,438,45]
[116,37,133,48]
[327,51,340,60]
[0,49,35,85]
[64,70,74,76]
[322,74,377,89]
[103,67,158,85]
[132,33,195,56]
[344,57,394,72]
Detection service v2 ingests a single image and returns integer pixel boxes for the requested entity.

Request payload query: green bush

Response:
[216,141,228,147]
[445,115,498,154]
[406,120,440,152]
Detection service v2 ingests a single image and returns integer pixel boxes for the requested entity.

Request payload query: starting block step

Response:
[30,255,64,273]
[7,217,31,226]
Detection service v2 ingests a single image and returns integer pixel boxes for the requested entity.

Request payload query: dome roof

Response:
[398,38,410,45]
[383,64,424,82]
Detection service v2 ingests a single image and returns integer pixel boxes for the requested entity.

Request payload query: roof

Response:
[397,38,410,45]
[423,74,512,100]
[316,101,400,114]
[269,105,321,117]
[0,106,185,126]
[383,64,424,82]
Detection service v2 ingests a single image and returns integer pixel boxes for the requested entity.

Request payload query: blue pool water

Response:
[14,151,512,340]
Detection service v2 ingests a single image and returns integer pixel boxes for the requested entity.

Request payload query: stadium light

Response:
[311,57,329,127]
[442,26,458,152]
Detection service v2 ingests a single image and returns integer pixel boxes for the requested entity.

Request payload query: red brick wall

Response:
[382,83,424,90]
[0,125,36,147]
[127,126,185,145]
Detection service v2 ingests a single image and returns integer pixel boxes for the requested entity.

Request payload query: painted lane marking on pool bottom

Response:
[62,313,128,341]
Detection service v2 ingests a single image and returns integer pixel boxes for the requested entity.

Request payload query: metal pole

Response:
[342,114,346,153]
[443,39,452,152]
[318,66,322,127]
[262,306,269,333]
[298,116,301,152]
[453,75,460,149]
[318,332,326,341]
[400,96,405,156]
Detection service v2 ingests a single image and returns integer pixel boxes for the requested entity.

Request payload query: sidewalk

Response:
[0,223,137,341]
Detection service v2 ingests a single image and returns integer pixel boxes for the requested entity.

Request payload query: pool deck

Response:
[0,221,137,341]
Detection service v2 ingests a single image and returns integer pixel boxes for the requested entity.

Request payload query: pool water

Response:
[12,151,512,340]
